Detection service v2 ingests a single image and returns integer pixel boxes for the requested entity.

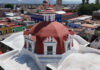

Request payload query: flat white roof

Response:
[0,53,40,70]
[58,52,100,70]
[6,13,15,17]
[1,32,24,50]
[70,15,92,21]
[56,11,66,14]
[7,16,22,20]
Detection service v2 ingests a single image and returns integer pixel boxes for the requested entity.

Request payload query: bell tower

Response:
[43,0,48,9]
[56,0,62,11]
[56,0,62,6]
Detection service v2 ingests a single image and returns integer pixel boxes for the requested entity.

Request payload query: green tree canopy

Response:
[95,0,100,4]
[20,9,24,14]
[5,4,13,9]
[78,4,100,15]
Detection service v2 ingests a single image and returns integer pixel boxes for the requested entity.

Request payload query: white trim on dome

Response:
[64,39,73,52]
[25,35,35,53]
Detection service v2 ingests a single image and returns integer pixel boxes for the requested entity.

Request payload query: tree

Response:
[95,0,100,4]
[20,9,24,14]
[82,0,85,4]
[78,4,100,15]
[5,4,13,9]
[86,0,89,4]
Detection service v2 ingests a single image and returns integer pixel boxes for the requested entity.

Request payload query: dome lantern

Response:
[42,8,56,22]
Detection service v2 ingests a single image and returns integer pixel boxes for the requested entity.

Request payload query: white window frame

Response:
[25,36,35,53]
[64,39,72,52]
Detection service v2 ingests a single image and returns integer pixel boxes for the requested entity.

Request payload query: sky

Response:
[0,0,96,4]
[48,0,95,4]
[58,0,95,4]
[63,0,95,3]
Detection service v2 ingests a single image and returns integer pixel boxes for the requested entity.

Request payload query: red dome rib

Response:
[26,21,69,54]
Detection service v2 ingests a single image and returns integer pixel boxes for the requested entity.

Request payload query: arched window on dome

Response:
[47,46,53,55]
[64,39,72,52]
[25,34,35,53]
[67,43,71,50]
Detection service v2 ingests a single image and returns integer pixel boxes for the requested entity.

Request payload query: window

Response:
[0,31,2,35]
[49,16,51,21]
[67,43,70,50]
[12,29,15,32]
[5,29,8,34]
[74,26,77,28]
[47,46,53,55]
[91,28,94,30]
[22,27,25,30]
[68,25,71,27]
[28,43,32,52]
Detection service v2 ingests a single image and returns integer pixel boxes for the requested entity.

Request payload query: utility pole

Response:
[82,0,89,4]
[95,0,100,4]
[82,0,85,4]
[86,0,89,4]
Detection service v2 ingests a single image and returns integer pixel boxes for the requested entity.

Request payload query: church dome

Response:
[28,21,69,54]
[24,8,70,54]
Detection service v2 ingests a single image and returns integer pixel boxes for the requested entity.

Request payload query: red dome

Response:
[25,21,69,54]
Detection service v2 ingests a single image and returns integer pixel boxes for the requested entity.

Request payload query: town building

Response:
[0,13,34,35]
[90,37,100,49]
[0,24,11,35]
[30,10,77,23]
[66,15,92,28]
[80,24,96,35]
[93,10,100,20]
[0,3,34,9]
[95,26,100,36]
